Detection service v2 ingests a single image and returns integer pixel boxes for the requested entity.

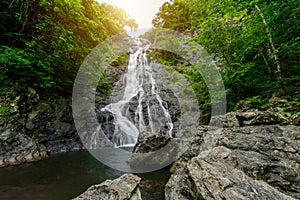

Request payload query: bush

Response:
[0,46,55,92]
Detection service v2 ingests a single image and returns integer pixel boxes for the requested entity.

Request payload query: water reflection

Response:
[0,150,169,200]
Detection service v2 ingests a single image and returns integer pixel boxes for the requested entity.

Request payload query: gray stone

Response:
[0,97,83,167]
[217,125,300,198]
[170,126,206,173]
[168,125,300,199]
[127,133,176,171]
[212,108,294,128]
[73,174,142,200]
[165,146,296,200]
[127,131,192,173]
[0,130,47,167]
[292,112,300,126]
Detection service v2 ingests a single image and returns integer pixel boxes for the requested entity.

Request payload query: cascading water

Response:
[94,38,174,148]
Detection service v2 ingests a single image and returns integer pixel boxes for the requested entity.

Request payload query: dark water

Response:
[0,150,170,200]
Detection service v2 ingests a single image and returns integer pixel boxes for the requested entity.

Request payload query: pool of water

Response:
[0,150,170,200]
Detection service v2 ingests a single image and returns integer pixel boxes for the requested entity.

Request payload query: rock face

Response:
[0,131,47,167]
[292,112,300,125]
[166,146,296,200]
[218,125,300,198]
[73,174,142,200]
[167,125,300,199]
[127,131,195,173]
[212,107,294,128]
[26,99,82,154]
[169,126,206,173]
[0,97,82,167]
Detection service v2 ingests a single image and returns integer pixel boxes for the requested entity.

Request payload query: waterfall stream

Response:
[94,39,174,148]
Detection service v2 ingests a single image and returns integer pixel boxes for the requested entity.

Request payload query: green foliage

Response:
[110,54,128,67]
[97,79,113,95]
[152,0,192,31]
[245,96,270,108]
[153,0,300,113]
[153,50,181,66]
[0,0,137,98]
[0,46,55,91]
[0,104,10,117]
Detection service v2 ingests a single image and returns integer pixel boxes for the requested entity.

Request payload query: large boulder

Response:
[169,126,206,173]
[73,174,142,200]
[168,125,300,199]
[127,132,179,171]
[165,146,296,200]
[217,125,300,198]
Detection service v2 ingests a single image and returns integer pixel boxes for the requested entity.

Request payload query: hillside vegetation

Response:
[0,0,136,99]
[152,0,299,112]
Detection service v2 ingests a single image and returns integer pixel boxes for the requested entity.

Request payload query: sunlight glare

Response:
[97,0,168,28]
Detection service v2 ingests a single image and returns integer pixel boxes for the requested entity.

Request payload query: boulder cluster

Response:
[75,97,300,200]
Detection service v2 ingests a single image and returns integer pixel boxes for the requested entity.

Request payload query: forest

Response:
[152,0,299,112]
[0,0,136,99]
[0,0,299,116]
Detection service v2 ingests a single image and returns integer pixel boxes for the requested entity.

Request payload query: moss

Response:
[175,108,182,118]
[110,54,128,67]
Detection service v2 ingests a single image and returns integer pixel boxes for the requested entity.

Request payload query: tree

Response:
[153,0,300,110]
[0,0,137,97]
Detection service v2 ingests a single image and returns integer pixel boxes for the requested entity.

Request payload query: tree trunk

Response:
[259,48,271,74]
[255,5,282,82]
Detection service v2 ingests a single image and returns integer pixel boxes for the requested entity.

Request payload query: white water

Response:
[97,39,173,147]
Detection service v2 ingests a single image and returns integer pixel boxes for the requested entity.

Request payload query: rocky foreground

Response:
[1,93,299,199]
[73,174,142,200]
[75,105,300,199]
[165,125,300,200]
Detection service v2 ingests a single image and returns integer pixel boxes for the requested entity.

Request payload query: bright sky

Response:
[97,0,168,29]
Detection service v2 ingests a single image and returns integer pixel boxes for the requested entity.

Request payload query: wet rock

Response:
[128,133,170,165]
[0,130,48,167]
[165,146,296,200]
[73,174,142,200]
[96,110,116,143]
[106,71,181,137]
[127,132,183,172]
[134,132,170,153]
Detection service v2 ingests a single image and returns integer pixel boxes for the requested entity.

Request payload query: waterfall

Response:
[94,38,174,148]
